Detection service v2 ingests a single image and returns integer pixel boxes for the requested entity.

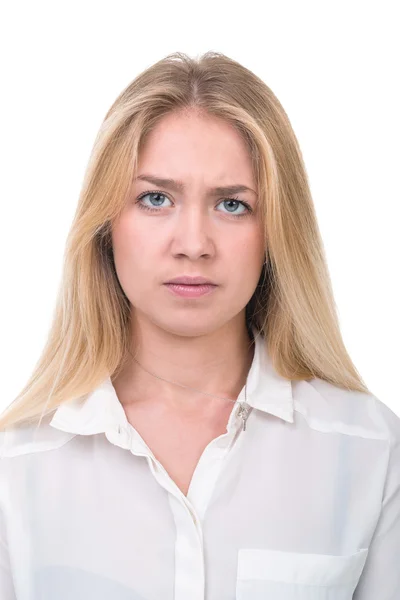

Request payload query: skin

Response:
[110,108,265,421]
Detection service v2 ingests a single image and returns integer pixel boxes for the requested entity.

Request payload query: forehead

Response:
[137,111,255,187]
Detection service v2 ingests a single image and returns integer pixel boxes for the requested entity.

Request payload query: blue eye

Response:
[136,191,253,218]
[136,192,172,210]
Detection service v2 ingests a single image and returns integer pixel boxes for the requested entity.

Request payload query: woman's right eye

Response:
[136,191,172,212]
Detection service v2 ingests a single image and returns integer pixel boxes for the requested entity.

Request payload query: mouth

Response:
[163,282,218,297]
[164,275,217,286]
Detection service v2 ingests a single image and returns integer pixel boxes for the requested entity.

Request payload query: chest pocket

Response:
[236,547,369,599]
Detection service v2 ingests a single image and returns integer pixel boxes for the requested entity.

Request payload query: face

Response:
[111,110,265,337]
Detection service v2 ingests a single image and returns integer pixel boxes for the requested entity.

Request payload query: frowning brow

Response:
[134,174,257,196]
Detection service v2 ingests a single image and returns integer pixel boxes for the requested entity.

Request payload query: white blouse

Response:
[1,329,400,600]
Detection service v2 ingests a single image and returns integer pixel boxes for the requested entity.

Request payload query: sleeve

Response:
[0,436,17,600]
[353,405,400,599]
[0,499,17,600]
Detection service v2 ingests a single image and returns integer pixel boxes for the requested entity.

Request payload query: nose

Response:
[171,204,215,260]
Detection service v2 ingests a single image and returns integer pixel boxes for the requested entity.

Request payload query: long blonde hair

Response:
[0,51,370,431]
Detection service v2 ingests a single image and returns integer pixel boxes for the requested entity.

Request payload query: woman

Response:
[0,51,399,600]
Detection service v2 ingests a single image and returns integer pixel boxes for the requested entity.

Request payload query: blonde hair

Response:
[0,51,370,431]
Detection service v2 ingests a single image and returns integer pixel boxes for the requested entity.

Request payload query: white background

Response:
[0,1,398,417]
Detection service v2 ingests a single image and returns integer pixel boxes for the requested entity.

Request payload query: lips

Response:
[164,276,217,286]
[166,283,215,287]
[164,282,218,297]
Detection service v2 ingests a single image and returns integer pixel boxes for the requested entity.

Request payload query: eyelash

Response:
[135,190,253,219]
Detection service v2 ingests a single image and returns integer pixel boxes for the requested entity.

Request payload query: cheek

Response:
[223,240,264,293]
[112,216,152,261]
[111,220,145,287]
[229,227,265,268]
[111,217,169,303]
[111,224,154,303]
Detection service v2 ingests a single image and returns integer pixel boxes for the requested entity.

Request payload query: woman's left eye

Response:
[218,197,251,216]
[136,191,252,218]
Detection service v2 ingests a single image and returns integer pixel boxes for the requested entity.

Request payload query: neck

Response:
[112,316,254,413]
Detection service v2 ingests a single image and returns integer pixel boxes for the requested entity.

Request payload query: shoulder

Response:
[292,377,400,444]
[0,418,76,460]
[0,420,76,517]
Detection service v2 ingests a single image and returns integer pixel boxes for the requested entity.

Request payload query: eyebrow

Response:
[134,174,257,196]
